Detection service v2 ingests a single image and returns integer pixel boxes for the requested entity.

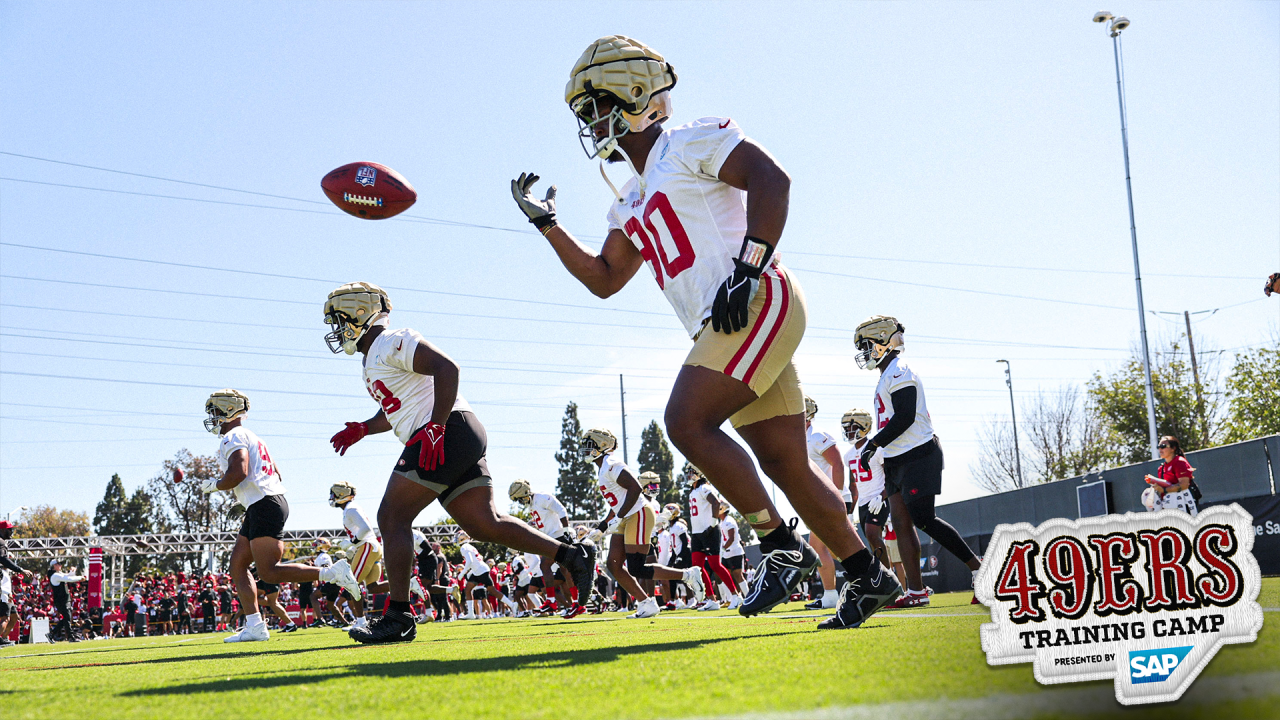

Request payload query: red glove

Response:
[330,422,368,456]
[410,421,447,471]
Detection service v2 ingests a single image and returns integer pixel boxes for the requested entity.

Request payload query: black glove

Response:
[511,172,557,232]
[595,518,609,532]
[859,440,877,474]
[712,236,774,334]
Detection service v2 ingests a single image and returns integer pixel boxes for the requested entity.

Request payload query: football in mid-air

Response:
[321,162,417,220]
[173,466,185,483]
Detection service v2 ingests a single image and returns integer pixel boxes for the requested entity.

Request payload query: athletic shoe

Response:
[562,603,586,620]
[322,560,363,603]
[536,600,557,614]
[698,599,720,612]
[562,543,597,609]
[886,590,930,610]
[817,562,902,630]
[349,610,416,645]
[681,567,706,603]
[739,519,819,617]
[804,598,824,611]
[305,620,325,629]
[280,623,298,633]
[224,623,270,643]
[629,597,660,619]
[0,639,14,648]
[663,601,677,611]
[726,595,742,611]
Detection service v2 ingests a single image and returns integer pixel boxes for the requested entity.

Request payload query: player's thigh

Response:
[735,411,811,482]
[446,485,503,530]
[249,536,285,568]
[378,473,440,526]
[229,535,254,571]
[665,365,759,439]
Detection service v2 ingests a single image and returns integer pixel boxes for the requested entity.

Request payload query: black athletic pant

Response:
[53,600,73,640]
[430,592,450,621]
[905,494,976,564]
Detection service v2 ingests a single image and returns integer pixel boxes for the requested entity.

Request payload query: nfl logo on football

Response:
[355,166,377,187]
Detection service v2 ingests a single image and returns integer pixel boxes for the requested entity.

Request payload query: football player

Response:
[324,282,597,640]
[582,428,705,618]
[852,317,981,611]
[202,389,361,643]
[685,466,740,610]
[511,35,895,626]
[718,505,747,604]
[803,397,846,610]
[508,480,578,611]
[328,481,388,630]
[842,409,889,572]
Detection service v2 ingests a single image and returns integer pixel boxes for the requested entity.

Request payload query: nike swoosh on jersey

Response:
[718,119,731,129]
[396,340,403,351]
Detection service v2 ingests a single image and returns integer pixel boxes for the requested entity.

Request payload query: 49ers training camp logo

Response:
[976,504,1262,705]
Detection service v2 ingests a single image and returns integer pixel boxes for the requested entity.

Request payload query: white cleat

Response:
[682,568,706,603]
[321,559,363,601]
[223,623,269,643]
[698,599,721,612]
[628,597,661,619]
[350,616,368,630]
[727,594,742,611]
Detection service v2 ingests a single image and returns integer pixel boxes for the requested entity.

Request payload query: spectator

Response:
[1144,435,1200,516]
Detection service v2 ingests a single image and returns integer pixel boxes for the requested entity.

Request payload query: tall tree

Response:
[637,421,679,506]
[554,402,604,520]
[145,449,240,535]
[14,505,90,538]
[93,474,130,536]
[1221,341,1280,443]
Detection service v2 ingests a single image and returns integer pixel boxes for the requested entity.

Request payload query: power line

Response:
[785,250,1253,280]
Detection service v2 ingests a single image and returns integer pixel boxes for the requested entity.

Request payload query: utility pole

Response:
[997,360,1024,487]
[1184,310,1208,447]
[619,374,629,464]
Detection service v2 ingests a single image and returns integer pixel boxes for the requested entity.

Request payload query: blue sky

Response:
[1,1,1277,532]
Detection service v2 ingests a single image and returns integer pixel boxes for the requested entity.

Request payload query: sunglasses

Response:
[1157,443,1170,449]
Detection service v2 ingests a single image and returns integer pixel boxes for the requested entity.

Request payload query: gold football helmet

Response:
[804,396,818,422]
[204,389,249,434]
[682,464,704,486]
[841,409,873,443]
[328,481,356,507]
[579,428,618,460]
[508,479,533,504]
[566,35,676,160]
[853,315,905,370]
[324,282,392,355]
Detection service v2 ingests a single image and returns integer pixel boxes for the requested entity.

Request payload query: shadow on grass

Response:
[24,644,359,671]
[124,634,783,696]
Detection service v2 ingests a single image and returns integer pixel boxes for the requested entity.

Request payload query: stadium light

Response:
[1092,10,1159,460]
[6,506,28,522]
[996,360,1024,487]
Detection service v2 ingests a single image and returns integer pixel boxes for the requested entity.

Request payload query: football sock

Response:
[388,600,411,614]
[822,589,838,605]
[839,549,874,578]
[762,524,793,547]
[244,613,263,628]
[569,587,579,602]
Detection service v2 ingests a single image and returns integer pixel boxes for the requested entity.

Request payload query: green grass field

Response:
[3,581,1278,720]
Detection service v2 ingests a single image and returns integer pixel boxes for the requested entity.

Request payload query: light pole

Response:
[996,360,1024,487]
[1093,10,1160,461]
[5,506,28,523]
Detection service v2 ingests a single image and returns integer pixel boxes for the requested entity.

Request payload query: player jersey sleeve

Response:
[546,494,567,518]
[602,457,625,485]
[810,430,836,455]
[344,506,374,543]
[884,361,920,394]
[219,430,251,464]
[383,329,423,373]
[673,117,747,179]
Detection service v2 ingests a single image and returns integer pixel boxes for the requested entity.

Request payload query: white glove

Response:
[586,529,605,545]
[336,539,353,552]
[200,479,219,495]
[867,494,885,516]
[510,172,557,231]
[605,516,622,535]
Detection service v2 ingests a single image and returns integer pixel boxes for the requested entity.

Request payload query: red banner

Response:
[87,547,103,610]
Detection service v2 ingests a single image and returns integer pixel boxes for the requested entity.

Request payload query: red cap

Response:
[0,520,14,530]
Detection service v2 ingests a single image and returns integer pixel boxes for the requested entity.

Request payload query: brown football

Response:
[321,162,417,220]
[173,466,185,483]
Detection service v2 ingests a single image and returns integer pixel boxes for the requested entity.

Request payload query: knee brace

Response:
[626,553,655,579]
[472,587,488,600]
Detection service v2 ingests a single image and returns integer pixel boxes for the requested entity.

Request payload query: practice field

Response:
[3,582,1277,720]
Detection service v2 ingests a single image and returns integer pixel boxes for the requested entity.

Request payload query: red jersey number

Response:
[367,379,402,413]
[258,442,276,477]
[600,486,619,508]
[875,395,888,430]
[531,511,543,529]
[624,192,696,289]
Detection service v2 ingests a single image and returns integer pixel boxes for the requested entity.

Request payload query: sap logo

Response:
[1128,646,1193,684]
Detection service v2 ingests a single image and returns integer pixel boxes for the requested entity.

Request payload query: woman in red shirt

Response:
[1144,435,1199,516]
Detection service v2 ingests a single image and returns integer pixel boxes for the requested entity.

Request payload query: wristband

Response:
[736,236,774,277]
[531,214,557,232]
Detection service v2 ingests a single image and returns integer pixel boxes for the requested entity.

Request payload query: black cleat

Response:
[349,610,416,644]
[817,561,902,630]
[740,518,819,617]
[804,598,825,611]
[562,542,597,607]
[280,623,298,633]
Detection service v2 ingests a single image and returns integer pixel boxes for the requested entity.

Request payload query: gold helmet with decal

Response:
[324,282,392,355]
[204,389,249,434]
[841,408,873,443]
[508,479,533,504]
[579,427,618,460]
[566,35,677,160]
[328,481,356,507]
[804,396,818,422]
[853,315,905,370]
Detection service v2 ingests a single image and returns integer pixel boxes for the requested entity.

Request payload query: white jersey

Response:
[657,529,674,565]
[0,570,10,602]
[873,356,935,457]
[807,424,842,498]
[412,529,428,553]
[216,426,285,508]
[688,484,719,533]
[342,502,378,546]
[460,542,489,577]
[530,493,568,538]
[521,552,542,580]
[596,454,642,519]
[670,520,689,554]
[50,572,83,586]
[720,516,744,558]
[362,328,471,445]
[844,444,886,508]
[606,117,762,338]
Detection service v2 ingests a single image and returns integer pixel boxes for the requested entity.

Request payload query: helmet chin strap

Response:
[598,141,647,204]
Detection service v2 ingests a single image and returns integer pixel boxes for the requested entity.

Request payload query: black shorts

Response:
[883,438,944,499]
[394,411,492,509]
[0,600,9,617]
[676,548,692,568]
[219,601,232,614]
[845,500,855,515]
[691,527,720,556]
[321,582,340,601]
[257,580,280,595]
[297,582,313,601]
[529,576,544,589]
[859,502,889,528]
[722,555,744,570]
[239,494,289,540]
[466,572,494,587]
